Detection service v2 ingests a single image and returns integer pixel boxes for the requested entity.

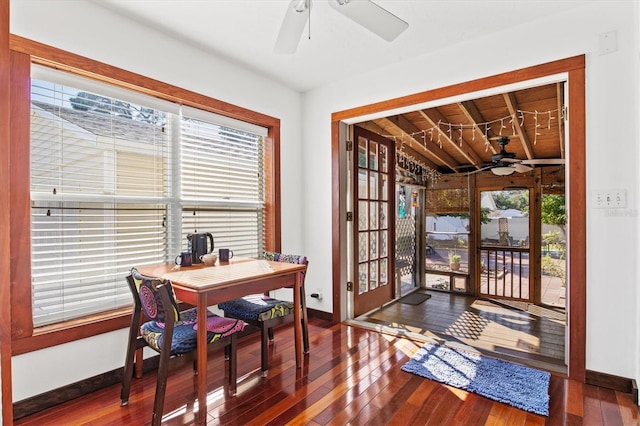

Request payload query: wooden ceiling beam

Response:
[357,83,565,176]
[503,92,534,160]
[359,121,439,169]
[381,115,459,172]
[356,121,388,137]
[458,100,498,155]
[418,107,484,169]
[556,82,566,159]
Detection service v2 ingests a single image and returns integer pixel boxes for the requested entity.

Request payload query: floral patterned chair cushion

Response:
[218,294,295,322]
[130,268,180,324]
[140,307,246,355]
[131,268,245,356]
[218,251,306,323]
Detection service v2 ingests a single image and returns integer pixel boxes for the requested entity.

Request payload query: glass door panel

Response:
[353,127,394,315]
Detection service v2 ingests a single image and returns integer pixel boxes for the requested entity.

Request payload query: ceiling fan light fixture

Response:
[491,165,516,176]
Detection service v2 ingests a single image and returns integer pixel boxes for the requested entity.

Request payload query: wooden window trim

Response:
[1,3,13,423]
[8,34,281,354]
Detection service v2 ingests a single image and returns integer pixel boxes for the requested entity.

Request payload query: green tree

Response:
[492,190,529,213]
[479,206,491,224]
[541,194,566,233]
[70,91,166,125]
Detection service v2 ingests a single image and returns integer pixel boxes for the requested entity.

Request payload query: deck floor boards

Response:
[355,290,567,373]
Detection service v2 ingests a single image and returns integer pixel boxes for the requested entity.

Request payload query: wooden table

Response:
[137,257,307,424]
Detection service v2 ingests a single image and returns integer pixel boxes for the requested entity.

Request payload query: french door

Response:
[353,126,395,316]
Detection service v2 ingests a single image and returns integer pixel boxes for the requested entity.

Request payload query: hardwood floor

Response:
[15,317,638,425]
[355,290,567,374]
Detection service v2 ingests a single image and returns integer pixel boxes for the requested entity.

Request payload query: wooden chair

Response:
[120,268,245,426]
[218,251,309,376]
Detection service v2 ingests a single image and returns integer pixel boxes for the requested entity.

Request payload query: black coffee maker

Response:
[187,233,214,264]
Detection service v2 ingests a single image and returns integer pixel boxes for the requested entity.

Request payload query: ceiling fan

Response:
[472,136,565,176]
[274,0,409,54]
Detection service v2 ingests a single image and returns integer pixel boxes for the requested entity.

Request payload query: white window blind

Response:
[30,66,268,327]
[180,107,265,258]
[31,67,171,326]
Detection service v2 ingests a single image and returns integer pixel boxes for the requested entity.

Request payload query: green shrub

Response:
[541,254,566,286]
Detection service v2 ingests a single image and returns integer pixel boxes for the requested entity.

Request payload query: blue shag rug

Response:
[401,342,551,416]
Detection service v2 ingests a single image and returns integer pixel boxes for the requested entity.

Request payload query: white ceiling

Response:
[93,0,583,93]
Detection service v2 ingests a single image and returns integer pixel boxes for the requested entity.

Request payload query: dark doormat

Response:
[398,292,432,305]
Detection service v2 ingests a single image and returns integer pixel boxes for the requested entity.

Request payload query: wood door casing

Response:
[353,126,395,316]
[333,56,586,381]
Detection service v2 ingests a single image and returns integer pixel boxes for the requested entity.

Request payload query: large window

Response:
[30,66,267,326]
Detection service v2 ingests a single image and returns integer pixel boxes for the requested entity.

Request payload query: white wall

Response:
[301,0,640,384]
[9,0,640,402]
[10,0,304,400]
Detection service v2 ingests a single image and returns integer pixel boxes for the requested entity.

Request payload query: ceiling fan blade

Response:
[521,158,566,165]
[500,158,520,163]
[513,163,533,173]
[274,0,310,54]
[329,0,408,41]
[461,164,494,175]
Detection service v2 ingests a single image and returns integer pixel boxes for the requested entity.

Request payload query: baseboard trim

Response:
[586,370,638,405]
[14,365,122,420]
[308,307,333,321]
[13,354,170,420]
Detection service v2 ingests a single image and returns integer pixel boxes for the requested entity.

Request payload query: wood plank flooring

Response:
[15,317,638,425]
[356,290,567,374]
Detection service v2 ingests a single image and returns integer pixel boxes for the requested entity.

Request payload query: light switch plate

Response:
[593,189,626,208]
[598,31,618,55]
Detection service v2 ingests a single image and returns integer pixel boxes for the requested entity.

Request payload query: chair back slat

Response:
[130,268,180,323]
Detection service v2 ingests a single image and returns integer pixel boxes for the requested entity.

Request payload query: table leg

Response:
[196,295,208,424]
[293,272,302,368]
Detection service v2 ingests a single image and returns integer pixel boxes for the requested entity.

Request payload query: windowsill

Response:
[425,267,469,277]
[12,308,132,356]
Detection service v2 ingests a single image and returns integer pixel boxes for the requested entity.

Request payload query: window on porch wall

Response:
[425,187,471,292]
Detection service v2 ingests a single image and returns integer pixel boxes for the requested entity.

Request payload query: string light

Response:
[534,110,540,145]
[381,108,561,150]
[396,151,441,184]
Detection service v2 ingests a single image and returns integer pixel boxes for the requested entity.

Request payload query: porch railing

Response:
[479,247,531,301]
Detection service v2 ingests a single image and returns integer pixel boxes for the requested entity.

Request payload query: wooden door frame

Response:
[331,55,586,381]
